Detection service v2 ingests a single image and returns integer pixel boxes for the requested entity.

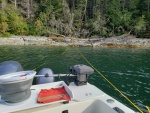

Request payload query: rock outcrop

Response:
[0,36,150,48]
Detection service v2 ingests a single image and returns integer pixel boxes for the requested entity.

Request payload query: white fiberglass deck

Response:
[0,81,136,113]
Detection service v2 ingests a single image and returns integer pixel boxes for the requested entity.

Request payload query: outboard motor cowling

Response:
[36,68,54,84]
[0,61,23,76]
[70,64,94,86]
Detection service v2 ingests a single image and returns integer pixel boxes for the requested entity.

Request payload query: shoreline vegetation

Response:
[0,35,150,48]
[0,0,150,39]
[0,0,150,48]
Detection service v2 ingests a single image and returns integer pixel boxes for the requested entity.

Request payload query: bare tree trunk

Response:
[79,0,88,36]
[69,13,74,36]
[148,0,150,13]
[112,18,115,36]
[82,0,88,21]
[1,0,6,10]
[14,0,17,8]
[122,0,125,11]
[27,0,30,19]
[72,0,75,10]
[128,28,133,35]
[7,0,17,8]
[105,0,108,13]
[30,0,33,7]
[30,0,33,18]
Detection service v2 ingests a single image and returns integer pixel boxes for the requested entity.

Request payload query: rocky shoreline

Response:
[0,36,150,48]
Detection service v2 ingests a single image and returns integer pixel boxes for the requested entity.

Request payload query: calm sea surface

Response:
[0,45,150,112]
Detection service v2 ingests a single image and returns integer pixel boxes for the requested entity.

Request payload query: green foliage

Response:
[92,11,107,36]
[0,22,8,34]
[0,11,7,22]
[0,9,9,36]
[0,0,149,38]
[0,32,11,37]
[134,15,146,33]
[34,19,44,36]
[6,5,28,35]
[0,4,28,36]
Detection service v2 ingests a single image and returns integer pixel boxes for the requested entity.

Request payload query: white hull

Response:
[0,81,135,113]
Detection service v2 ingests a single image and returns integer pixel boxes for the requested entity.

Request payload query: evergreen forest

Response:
[0,0,150,38]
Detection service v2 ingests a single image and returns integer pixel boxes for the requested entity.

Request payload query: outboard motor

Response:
[36,68,54,84]
[0,61,23,75]
[70,64,94,86]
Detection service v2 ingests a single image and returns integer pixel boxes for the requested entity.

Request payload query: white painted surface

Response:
[0,71,36,83]
[0,81,136,113]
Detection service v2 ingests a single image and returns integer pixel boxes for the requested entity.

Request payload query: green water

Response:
[0,45,150,112]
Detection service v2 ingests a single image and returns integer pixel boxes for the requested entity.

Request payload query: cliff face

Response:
[0,36,150,48]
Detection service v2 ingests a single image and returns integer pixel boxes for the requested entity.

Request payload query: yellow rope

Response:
[32,48,68,71]
[76,47,144,113]
[146,106,150,113]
